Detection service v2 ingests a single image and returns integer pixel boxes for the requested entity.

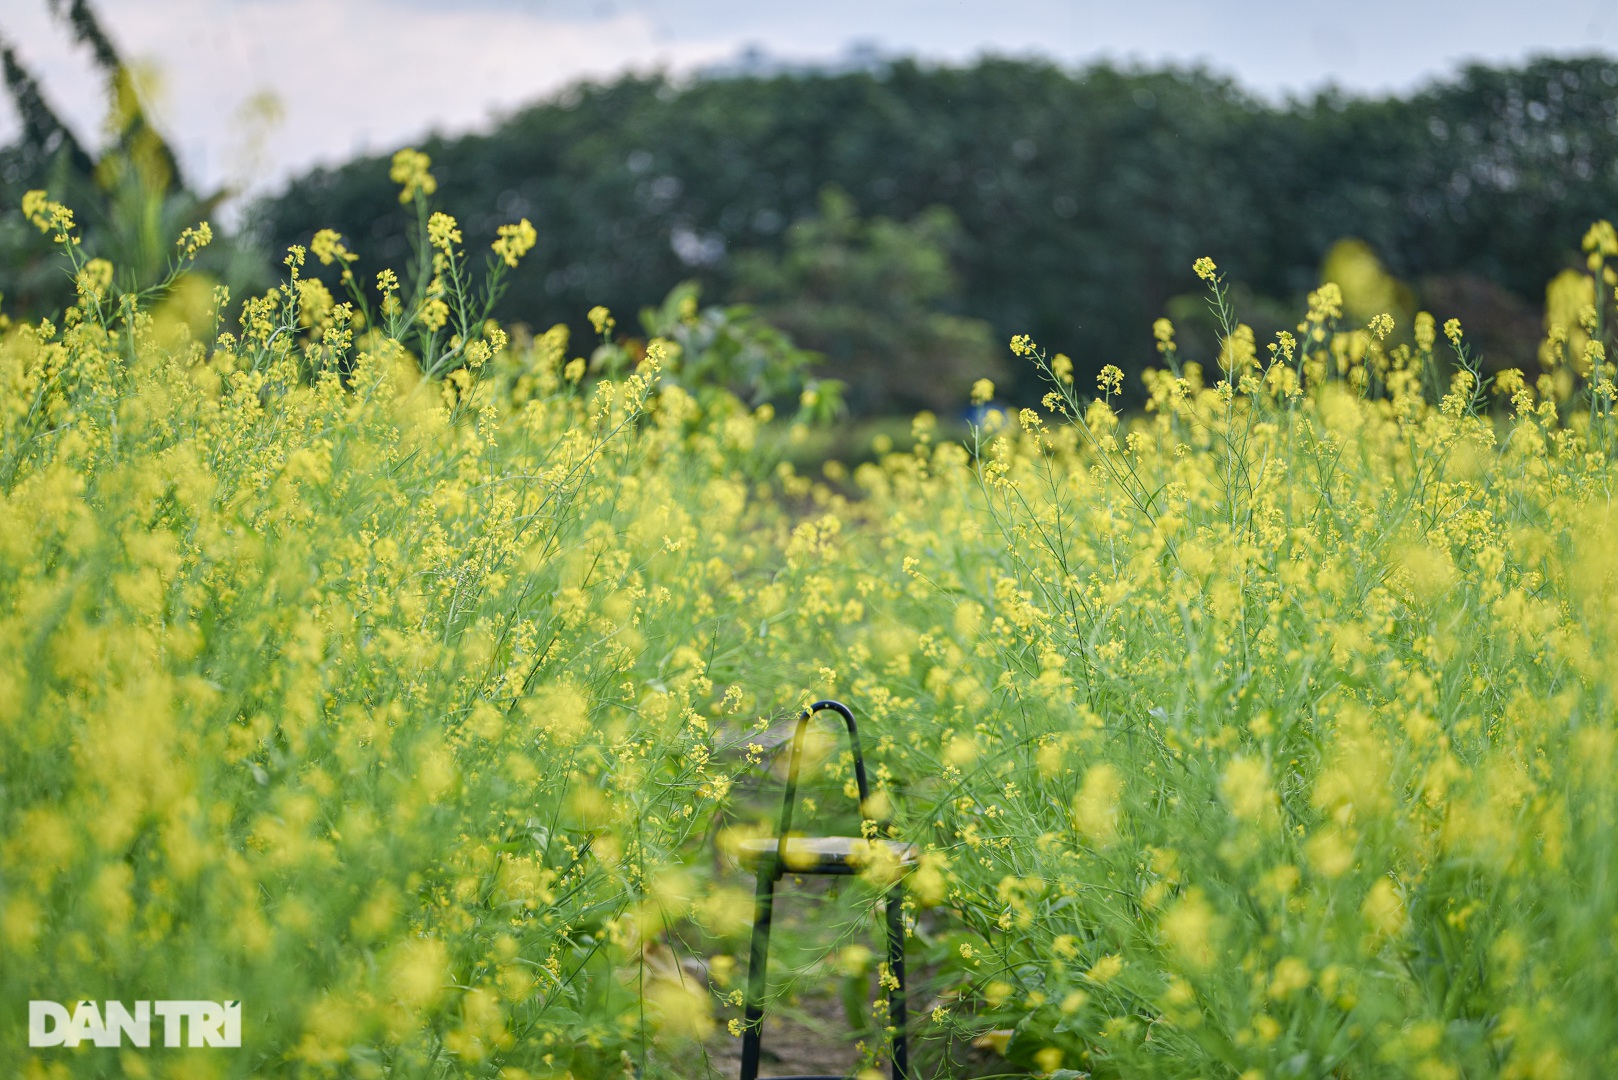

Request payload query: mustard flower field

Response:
[6,159,1618,1080]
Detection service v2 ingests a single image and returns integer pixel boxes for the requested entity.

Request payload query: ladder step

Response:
[738,836,919,875]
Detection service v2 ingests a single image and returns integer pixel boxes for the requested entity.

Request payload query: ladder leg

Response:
[886,883,908,1080]
[739,864,777,1080]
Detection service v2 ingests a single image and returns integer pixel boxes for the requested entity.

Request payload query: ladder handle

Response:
[774,700,873,871]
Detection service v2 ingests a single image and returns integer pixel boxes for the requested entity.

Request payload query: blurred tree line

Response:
[251,55,1618,412]
[6,33,1617,413]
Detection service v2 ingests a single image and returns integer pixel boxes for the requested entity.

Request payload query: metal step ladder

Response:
[736,700,915,1080]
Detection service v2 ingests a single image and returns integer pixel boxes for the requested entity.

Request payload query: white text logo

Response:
[28,1000,242,1048]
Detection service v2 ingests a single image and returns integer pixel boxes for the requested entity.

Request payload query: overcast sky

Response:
[2,0,1615,207]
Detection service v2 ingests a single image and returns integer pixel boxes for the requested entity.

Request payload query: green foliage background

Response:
[250,56,1618,405]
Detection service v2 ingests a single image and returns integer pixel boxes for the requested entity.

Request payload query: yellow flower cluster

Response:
[389,146,438,203]
[492,218,537,268]
[9,159,1618,1080]
[21,188,76,242]
[427,211,462,252]
[815,246,1618,1079]
[310,227,355,267]
[176,221,213,258]
[1,179,793,1079]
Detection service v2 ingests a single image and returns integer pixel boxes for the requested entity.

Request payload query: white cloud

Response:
[0,0,733,205]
